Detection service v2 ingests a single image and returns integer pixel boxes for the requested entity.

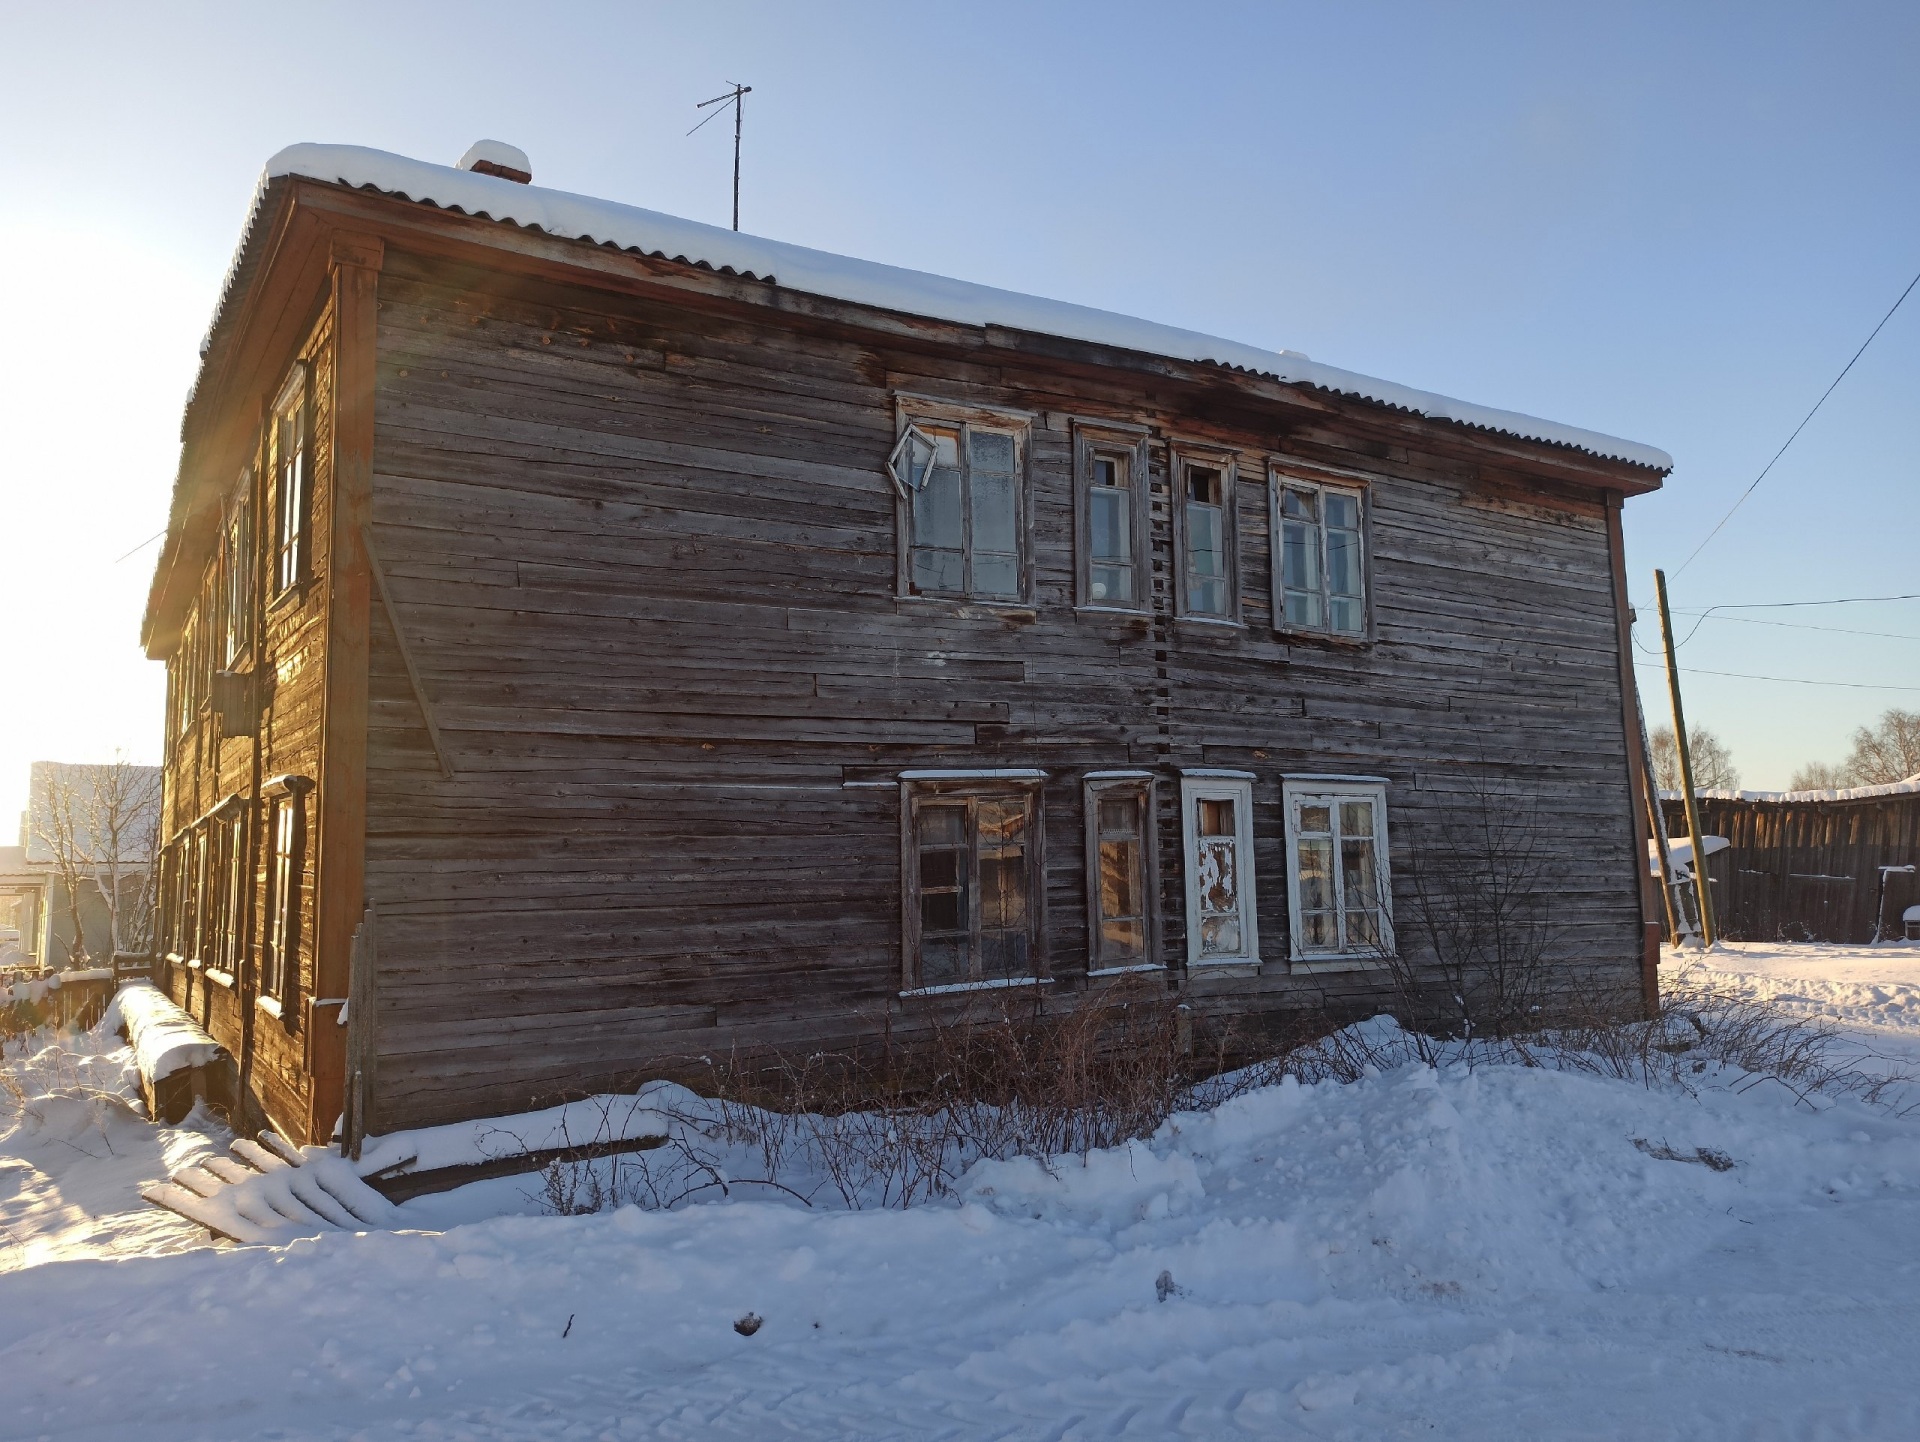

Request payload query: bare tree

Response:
[1787,760,1849,792]
[1649,725,1739,792]
[1842,708,1920,787]
[29,758,162,966]
[1397,777,1568,1045]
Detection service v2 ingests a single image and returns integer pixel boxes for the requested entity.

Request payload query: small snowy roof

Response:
[211,144,1670,473]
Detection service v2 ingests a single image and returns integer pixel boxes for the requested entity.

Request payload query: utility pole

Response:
[1635,683,1686,946]
[1655,568,1717,947]
[692,83,752,231]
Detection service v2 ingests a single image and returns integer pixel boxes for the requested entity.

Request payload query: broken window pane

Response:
[911,789,1036,987]
[904,420,1025,601]
[1199,797,1236,837]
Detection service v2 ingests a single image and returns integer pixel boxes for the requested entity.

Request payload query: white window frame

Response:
[271,364,312,598]
[1270,471,1370,640]
[1282,776,1394,969]
[1179,772,1259,967]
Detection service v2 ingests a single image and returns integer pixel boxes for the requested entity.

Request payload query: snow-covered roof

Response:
[1662,774,1920,805]
[211,143,1670,473]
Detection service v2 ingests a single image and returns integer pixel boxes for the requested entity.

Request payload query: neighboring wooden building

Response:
[1665,779,1920,943]
[143,142,1672,1145]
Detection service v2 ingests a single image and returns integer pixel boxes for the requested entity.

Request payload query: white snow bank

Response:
[103,980,226,1085]
[234,144,1669,472]
[356,1090,671,1177]
[5,1052,1918,1438]
[1678,943,1920,1070]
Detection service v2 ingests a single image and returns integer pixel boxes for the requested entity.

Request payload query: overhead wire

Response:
[1670,265,1920,577]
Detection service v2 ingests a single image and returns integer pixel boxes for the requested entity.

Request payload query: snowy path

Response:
[4,1051,1919,1440]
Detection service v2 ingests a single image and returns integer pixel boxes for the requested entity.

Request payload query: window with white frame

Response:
[1179,774,1258,965]
[1176,450,1237,619]
[1283,778,1392,961]
[1073,425,1150,611]
[271,366,311,597]
[1273,477,1367,637]
[891,413,1027,602]
[903,777,1042,989]
[1084,775,1154,971]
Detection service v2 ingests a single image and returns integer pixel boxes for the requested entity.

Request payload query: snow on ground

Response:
[0,1028,221,1272]
[1680,939,1920,1072]
[1,958,1918,1440]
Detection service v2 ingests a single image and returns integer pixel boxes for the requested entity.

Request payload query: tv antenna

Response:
[690,82,752,231]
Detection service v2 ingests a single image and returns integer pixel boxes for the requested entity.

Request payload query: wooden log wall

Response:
[1664,792,1920,943]
[358,247,1650,1132]
[158,305,335,1139]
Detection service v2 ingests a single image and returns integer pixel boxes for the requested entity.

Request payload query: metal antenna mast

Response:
[690,83,752,231]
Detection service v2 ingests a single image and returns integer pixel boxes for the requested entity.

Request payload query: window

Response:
[1283,779,1392,962]
[891,409,1027,602]
[215,810,246,979]
[222,483,255,664]
[187,826,208,962]
[1179,774,1258,966]
[1073,425,1150,610]
[903,777,1042,989]
[262,784,308,1011]
[1084,775,1155,971]
[1175,450,1237,619]
[1273,477,1367,637]
[272,367,311,596]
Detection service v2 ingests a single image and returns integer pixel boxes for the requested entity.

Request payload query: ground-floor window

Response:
[1179,773,1259,966]
[1084,774,1155,972]
[1283,777,1392,960]
[261,782,308,1016]
[902,775,1042,990]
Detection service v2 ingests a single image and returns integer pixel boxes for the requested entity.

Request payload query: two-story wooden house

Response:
[144,141,1670,1146]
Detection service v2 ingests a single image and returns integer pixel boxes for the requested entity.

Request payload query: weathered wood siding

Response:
[359,250,1647,1131]
[158,305,335,1139]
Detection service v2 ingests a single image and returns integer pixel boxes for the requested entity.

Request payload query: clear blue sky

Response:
[2,1,1915,827]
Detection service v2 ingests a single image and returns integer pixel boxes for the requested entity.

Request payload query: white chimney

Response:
[456,140,532,185]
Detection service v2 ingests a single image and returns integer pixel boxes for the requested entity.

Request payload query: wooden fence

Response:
[1663,786,1920,944]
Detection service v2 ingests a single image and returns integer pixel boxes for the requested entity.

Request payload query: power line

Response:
[1632,659,1920,692]
[113,527,167,563]
[1664,610,1920,644]
[1672,264,1920,577]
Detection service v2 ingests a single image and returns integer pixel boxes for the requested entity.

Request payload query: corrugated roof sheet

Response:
[190,143,1673,472]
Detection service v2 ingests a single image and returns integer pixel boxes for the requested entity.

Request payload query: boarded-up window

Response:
[1175,450,1238,619]
[1283,779,1393,959]
[893,412,1027,602]
[1274,478,1367,637]
[904,780,1042,989]
[272,367,311,597]
[1180,774,1258,965]
[1084,776,1154,970]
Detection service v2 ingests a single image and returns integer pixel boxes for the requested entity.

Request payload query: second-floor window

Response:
[222,483,254,665]
[262,783,307,1014]
[272,367,311,597]
[892,413,1027,602]
[1073,425,1151,611]
[1175,450,1237,619]
[1275,478,1367,637]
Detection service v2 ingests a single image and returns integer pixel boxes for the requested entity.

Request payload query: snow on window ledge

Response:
[256,994,283,1019]
[205,967,236,989]
[1086,963,1165,978]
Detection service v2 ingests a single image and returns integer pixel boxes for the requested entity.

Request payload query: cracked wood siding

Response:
[360,249,1646,1131]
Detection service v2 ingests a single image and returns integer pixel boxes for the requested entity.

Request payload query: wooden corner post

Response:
[309,231,384,1145]
[1605,493,1664,1016]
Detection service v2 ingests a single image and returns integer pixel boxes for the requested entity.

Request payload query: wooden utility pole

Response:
[693,84,752,231]
[1634,683,1685,945]
[1655,568,1717,946]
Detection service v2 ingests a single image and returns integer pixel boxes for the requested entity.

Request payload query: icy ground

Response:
[2,946,1918,1441]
